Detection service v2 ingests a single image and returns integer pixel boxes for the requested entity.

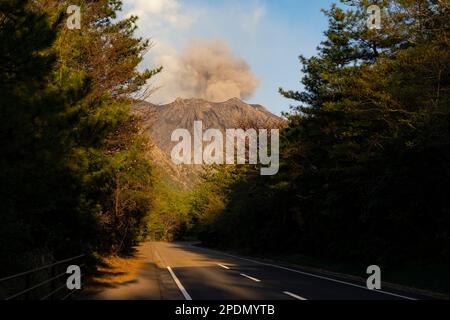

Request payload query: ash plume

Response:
[152,39,260,103]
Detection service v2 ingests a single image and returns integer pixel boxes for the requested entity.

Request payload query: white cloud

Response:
[122,0,267,104]
[252,5,266,25]
[125,0,196,29]
[131,0,179,14]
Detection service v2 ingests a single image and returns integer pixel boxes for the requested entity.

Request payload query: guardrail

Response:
[0,254,85,300]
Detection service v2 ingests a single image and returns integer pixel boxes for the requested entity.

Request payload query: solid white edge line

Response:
[233,255,417,301]
[192,246,417,301]
[283,291,307,300]
[218,264,230,270]
[240,273,261,282]
[167,266,192,301]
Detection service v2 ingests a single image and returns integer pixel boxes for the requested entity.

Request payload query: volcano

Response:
[133,98,283,188]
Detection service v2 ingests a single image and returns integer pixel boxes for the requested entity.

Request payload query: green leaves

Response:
[197,0,450,268]
[0,0,161,274]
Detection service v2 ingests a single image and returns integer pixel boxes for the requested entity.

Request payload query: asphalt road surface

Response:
[149,242,422,301]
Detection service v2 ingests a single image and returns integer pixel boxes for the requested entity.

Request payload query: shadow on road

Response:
[79,244,163,300]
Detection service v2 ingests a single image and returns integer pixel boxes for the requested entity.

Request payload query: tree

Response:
[0,0,88,273]
[277,0,450,263]
[0,0,161,275]
[31,0,163,255]
[197,0,450,268]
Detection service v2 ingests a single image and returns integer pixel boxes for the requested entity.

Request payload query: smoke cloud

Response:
[151,39,259,103]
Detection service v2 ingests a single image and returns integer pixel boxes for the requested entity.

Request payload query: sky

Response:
[121,0,336,115]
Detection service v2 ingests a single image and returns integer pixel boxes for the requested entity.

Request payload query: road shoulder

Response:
[79,243,163,300]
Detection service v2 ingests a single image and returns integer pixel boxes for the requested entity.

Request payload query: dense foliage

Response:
[2,0,449,291]
[146,172,191,242]
[195,0,450,266]
[0,0,160,275]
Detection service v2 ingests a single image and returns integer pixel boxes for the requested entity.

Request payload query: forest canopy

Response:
[0,0,161,275]
[190,0,450,268]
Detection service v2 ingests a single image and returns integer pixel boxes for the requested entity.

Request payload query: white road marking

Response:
[167,266,192,300]
[283,291,307,300]
[191,245,417,301]
[240,273,261,282]
[218,264,230,270]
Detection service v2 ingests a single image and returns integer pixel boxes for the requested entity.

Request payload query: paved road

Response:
[150,242,421,301]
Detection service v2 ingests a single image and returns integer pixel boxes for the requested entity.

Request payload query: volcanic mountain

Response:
[133,97,283,188]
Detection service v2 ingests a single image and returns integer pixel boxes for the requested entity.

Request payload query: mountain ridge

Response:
[133,97,283,188]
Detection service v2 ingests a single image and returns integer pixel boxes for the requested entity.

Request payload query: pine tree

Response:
[0,0,162,275]
[0,0,88,273]
[196,0,450,271]
[277,0,450,263]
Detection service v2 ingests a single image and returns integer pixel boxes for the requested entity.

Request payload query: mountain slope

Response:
[133,97,283,188]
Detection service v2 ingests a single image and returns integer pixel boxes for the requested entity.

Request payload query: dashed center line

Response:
[283,291,307,300]
[199,248,417,301]
[218,264,230,270]
[240,273,261,282]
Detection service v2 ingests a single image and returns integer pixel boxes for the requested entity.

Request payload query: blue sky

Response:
[122,0,336,115]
